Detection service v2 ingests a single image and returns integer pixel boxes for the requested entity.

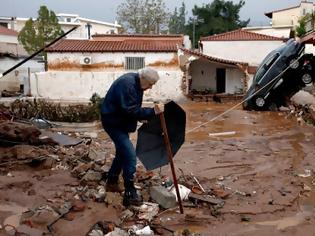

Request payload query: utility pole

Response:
[192,18,196,49]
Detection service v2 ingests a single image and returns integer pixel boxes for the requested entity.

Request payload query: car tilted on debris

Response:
[243,38,315,110]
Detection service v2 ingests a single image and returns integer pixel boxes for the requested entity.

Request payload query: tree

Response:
[116,0,169,34]
[18,6,63,55]
[295,17,307,37]
[185,0,249,48]
[169,2,186,34]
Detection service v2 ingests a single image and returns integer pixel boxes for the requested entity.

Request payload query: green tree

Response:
[295,17,307,37]
[186,0,249,48]
[169,2,186,34]
[18,6,63,55]
[117,0,169,34]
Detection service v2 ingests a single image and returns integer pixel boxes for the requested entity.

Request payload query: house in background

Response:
[0,13,121,39]
[0,26,44,94]
[29,34,190,101]
[179,29,285,100]
[178,48,248,100]
[244,1,315,38]
[200,29,285,67]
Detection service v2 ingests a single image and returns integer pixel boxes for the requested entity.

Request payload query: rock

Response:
[72,200,86,212]
[28,206,59,226]
[82,170,102,182]
[72,162,93,177]
[150,186,177,209]
[89,229,104,236]
[104,192,123,206]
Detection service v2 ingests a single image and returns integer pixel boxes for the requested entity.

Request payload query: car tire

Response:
[289,58,299,69]
[301,73,313,85]
[255,97,265,108]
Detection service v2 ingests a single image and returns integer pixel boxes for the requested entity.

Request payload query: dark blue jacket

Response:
[101,73,155,132]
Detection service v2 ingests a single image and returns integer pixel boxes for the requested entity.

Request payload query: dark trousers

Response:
[102,124,137,183]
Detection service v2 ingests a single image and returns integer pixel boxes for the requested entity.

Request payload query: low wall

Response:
[29,70,185,102]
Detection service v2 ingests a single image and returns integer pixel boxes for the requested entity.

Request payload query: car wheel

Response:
[301,73,313,84]
[289,58,299,69]
[255,97,265,108]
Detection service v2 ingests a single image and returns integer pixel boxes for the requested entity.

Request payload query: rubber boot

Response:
[123,181,142,207]
[105,176,124,193]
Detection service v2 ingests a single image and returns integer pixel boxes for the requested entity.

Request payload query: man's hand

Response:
[154,103,164,114]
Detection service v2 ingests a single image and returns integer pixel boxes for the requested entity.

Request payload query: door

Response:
[216,68,226,93]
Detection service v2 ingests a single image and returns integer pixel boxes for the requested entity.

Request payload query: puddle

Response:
[255,205,313,230]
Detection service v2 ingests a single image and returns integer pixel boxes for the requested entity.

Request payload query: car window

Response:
[254,53,280,84]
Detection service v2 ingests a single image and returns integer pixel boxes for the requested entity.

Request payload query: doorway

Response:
[216,68,226,93]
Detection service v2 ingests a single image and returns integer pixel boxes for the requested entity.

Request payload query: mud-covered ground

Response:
[1,101,315,236]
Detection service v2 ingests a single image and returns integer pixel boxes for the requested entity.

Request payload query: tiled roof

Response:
[93,34,183,39]
[201,29,284,41]
[46,35,183,52]
[180,48,248,66]
[0,25,18,36]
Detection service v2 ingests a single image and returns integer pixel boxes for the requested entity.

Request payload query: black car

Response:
[243,39,315,110]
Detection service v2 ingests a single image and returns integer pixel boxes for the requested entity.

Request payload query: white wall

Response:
[0,34,18,43]
[190,60,217,92]
[30,70,184,101]
[190,59,245,94]
[226,68,244,94]
[0,57,44,92]
[201,41,284,66]
[48,52,178,70]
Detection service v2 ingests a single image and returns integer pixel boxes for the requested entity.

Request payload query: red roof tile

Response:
[46,35,183,53]
[0,25,18,36]
[180,48,248,66]
[201,29,283,41]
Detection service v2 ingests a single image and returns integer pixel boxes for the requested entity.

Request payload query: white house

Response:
[178,48,249,99]
[178,29,285,98]
[0,14,121,39]
[0,26,44,94]
[200,29,285,67]
[29,34,189,101]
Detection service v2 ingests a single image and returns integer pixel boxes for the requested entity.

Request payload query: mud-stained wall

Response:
[47,52,179,71]
[30,70,185,102]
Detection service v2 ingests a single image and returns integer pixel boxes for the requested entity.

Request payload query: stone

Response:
[82,170,102,182]
[72,162,93,177]
[150,186,177,209]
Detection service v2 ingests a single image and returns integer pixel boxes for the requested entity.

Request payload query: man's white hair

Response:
[138,67,160,83]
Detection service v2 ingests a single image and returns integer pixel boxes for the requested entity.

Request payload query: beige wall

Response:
[271,2,315,27]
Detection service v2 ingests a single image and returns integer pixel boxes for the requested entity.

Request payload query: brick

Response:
[150,186,176,209]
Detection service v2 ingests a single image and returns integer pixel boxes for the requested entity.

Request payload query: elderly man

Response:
[101,67,163,206]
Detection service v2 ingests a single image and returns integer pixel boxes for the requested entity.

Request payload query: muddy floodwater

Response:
[159,101,315,235]
[0,100,315,236]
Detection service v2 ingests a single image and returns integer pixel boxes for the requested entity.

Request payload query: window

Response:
[0,22,8,28]
[254,53,279,83]
[66,18,72,22]
[125,57,145,70]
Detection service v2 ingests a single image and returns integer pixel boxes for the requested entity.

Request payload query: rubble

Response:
[1,100,315,235]
[150,186,177,209]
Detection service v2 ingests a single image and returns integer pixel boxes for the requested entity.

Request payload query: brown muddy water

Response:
[0,100,315,236]
[159,101,315,235]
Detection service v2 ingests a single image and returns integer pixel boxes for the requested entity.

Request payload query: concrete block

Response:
[150,186,177,209]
